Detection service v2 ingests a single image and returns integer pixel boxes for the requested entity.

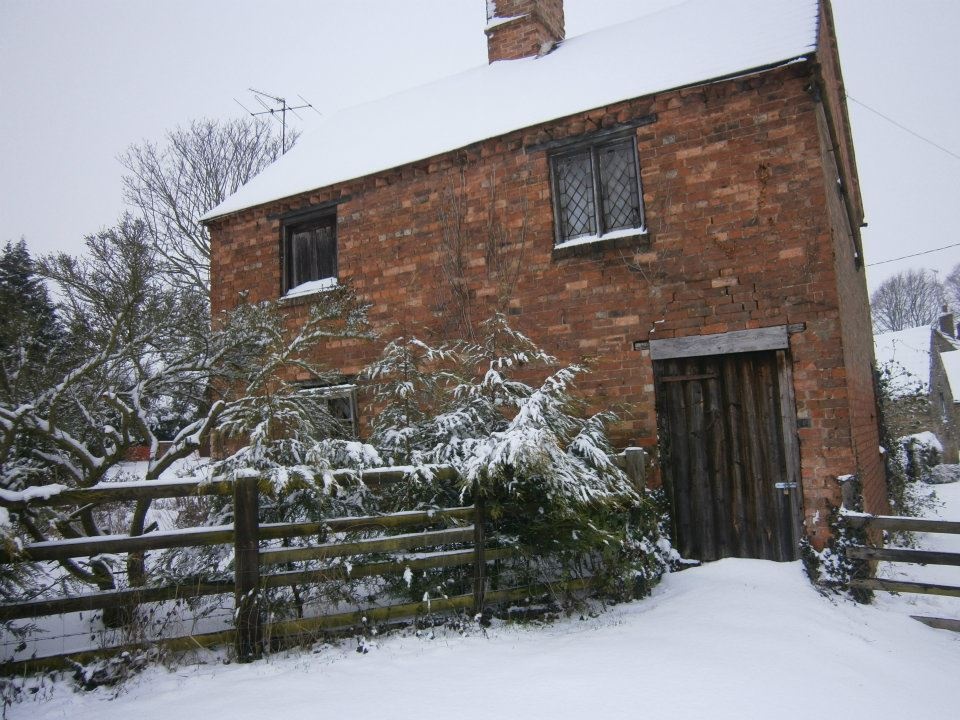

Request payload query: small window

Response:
[550,135,644,246]
[300,383,359,439]
[283,211,337,294]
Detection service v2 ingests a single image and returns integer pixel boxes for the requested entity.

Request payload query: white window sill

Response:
[554,227,647,250]
[283,276,338,300]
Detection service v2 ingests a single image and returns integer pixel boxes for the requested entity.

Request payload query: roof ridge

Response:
[204,0,820,221]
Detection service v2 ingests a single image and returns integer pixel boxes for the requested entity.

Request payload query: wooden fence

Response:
[0,449,646,671]
[842,513,960,632]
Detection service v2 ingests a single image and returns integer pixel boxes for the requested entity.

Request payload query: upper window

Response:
[283,211,337,295]
[550,135,644,246]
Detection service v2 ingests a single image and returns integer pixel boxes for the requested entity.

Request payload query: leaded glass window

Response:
[550,135,644,245]
[555,152,597,240]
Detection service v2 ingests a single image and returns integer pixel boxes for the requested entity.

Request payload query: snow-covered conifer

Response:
[361,337,459,464]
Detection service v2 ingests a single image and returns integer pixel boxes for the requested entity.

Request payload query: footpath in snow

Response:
[12,494,960,720]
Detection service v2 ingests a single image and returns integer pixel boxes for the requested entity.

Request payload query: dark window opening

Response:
[283,212,337,293]
[550,135,644,245]
[299,382,359,439]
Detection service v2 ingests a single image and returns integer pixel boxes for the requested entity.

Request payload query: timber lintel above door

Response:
[648,324,804,361]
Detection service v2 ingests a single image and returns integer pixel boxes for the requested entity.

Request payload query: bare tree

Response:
[120,118,294,298]
[870,268,944,332]
[1,216,371,594]
[944,262,960,315]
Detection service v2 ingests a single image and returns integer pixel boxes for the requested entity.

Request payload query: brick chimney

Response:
[939,305,956,338]
[485,0,565,63]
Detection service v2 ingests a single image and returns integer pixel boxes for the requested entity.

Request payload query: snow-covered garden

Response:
[7,481,958,720]
[2,182,959,720]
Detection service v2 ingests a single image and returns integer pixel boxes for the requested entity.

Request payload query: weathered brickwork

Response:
[209,54,883,547]
[814,101,885,523]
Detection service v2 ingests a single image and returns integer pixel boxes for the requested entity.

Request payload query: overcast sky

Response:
[2,0,959,294]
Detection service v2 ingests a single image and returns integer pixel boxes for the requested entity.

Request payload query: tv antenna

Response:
[236,88,320,153]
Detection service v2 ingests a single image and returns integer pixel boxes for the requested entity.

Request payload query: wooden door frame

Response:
[649,325,804,559]
[774,348,805,550]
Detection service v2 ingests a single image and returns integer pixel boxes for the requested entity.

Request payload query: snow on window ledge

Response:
[554,227,647,250]
[281,276,338,303]
[552,227,648,259]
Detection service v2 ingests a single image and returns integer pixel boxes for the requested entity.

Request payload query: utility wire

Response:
[866,242,960,267]
[845,94,960,268]
[846,94,960,162]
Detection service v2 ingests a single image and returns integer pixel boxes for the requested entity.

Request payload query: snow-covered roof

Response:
[203,0,819,221]
[874,325,931,396]
[940,350,960,403]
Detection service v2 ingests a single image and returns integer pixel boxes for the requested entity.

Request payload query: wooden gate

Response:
[654,350,802,562]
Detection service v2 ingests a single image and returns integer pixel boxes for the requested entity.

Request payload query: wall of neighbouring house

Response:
[882,392,934,446]
[209,60,882,547]
[930,330,960,462]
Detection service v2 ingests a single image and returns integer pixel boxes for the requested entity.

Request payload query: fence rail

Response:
[841,512,960,628]
[842,514,960,535]
[0,448,647,672]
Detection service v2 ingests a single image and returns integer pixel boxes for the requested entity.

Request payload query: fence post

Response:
[472,489,486,615]
[234,475,262,662]
[624,447,646,490]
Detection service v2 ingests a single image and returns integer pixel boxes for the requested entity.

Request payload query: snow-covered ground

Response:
[11,483,960,720]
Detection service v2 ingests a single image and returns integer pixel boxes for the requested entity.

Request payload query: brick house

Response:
[874,312,960,463]
[203,0,885,561]
[930,312,960,462]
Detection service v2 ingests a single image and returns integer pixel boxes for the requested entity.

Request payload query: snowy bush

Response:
[361,336,462,466]
[364,314,674,604]
[68,647,161,691]
[898,431,942,482]
[923,463,960,484]
[800,490,872,604]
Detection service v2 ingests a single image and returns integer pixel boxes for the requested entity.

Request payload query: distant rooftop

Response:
[203,0,819,221]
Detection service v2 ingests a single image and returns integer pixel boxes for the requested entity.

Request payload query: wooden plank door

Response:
[654,351,801,562]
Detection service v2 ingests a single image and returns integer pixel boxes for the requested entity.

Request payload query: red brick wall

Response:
[209,59,883,548]
[812,102,886,527]
[817,0,863,226]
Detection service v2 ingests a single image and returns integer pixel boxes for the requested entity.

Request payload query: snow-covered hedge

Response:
[923,464,960,485]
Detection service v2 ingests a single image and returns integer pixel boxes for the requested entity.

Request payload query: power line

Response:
[866,242,960,267]
[846,94,960,162]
